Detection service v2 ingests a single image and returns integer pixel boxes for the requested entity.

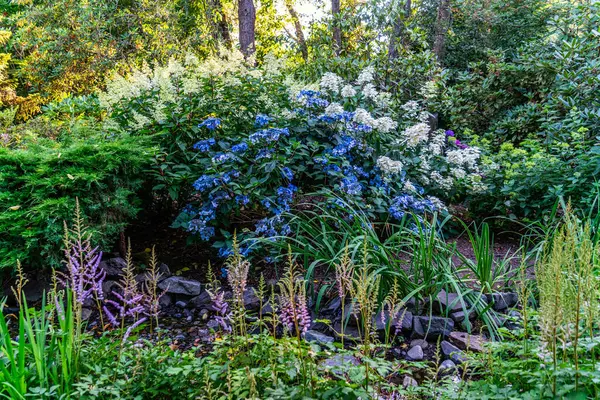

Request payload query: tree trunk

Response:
[433,0,451,65]
[331,0,342,54]
[388,0,411,61]
[238,0,256,58]
[210,0,232,49]
[285,0,308,60]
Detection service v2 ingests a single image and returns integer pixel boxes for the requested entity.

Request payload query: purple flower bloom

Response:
[193,138,216,152]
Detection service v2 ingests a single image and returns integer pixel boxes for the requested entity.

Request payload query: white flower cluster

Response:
[377,156,403,175]
[320,72,344,94]
[402,122,430,148]
[325,102,345,115]
[356,66,375,85]
[341,84,356,97]
[446,148,481,170]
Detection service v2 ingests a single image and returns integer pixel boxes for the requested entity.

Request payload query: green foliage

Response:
[0,124,154,271]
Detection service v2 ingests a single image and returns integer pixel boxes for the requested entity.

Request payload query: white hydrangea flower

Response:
[404,180,417,192]
[376,92,392,107]
[353,108,377,127]
[446,148,481,169]
[377,156,403,175]
[362,83,378,101]
[320,72,344,93]
[374,117,398,133]
[427,196,447,211]
[418,111,431,123]
[431,171,454,191]
[325,102,345,115]
[419,80,438,100]
[341,84,357,98]
[401,100,421,115]
[452,168,467,179]
[403,122,430,148]
[356,66,375,85]
[429,133,446,155]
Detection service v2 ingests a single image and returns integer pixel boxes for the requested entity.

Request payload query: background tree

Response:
[238,0,256,58]
[433,0,451,64]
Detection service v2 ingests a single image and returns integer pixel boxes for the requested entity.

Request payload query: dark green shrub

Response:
[0,124,154,271]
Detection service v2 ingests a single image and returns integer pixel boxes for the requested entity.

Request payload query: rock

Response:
[321,298,342,316]
[206,319,219,330]
[428,290,464,314]
[310,321,334,335]
[321,354,360,375]
[412,316,454,341]
[102,280,120,296]
[243,288,261,311]
[448,331,486,353]
[175,300,188,308]
[189,291,213,309]
[486,292,519,311]
[450,311,467,323]
[439,360,457,376]
[505,310,523,330]
[158,277,202,296]
[333,322,361,342]
[22,280,46,303]
[410,339,429,350]
[441,340,466,364]
[304,330,335,345]
[373,309,413,336]
[99,258,127,278]
[403,375,418,388]
[81,307,92,321]
[159,294,173,308]
[198,309,209,321]
[389,348,405,360]
[406,345,424,361]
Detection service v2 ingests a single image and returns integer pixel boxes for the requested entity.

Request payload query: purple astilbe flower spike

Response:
[208,290,232,333]
[296,291,311,334]
[122,317,147,343]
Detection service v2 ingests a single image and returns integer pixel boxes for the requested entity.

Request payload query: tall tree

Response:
[209,0,233,49]
[238,0,256,58]
[285,0,308,60]
[331,0,342,54]
[388,0,411,61]
[433,0,451,64]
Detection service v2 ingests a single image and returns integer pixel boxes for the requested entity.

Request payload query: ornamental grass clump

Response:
[536,207,600,394]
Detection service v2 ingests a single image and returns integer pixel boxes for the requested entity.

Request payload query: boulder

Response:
[428,290,464,314]
[158,276,202,296]
[304,330,335,345]
[412,316,454,341]
[438,360,457,376]
[99,258,127,278]
[189,291,213,309]
[243,288,261,311]
[410,338,429,350]
[406,345,424,361]
[441,340,466,364]
[402,375,418,388]
[158,294,173,308]
[486,292,519,311]
[448,331,486,353]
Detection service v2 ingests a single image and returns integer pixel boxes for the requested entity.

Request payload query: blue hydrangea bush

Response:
[173,66,486,255]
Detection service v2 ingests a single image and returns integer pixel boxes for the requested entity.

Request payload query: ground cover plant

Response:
[1,0,600,398]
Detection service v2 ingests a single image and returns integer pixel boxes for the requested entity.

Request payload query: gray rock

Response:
[439,360,457,376]
[189,291,212,309]
[102,280,120,296]
[441,340,466,364]
[410,339,429,350]
[206,319,219,330]
[449,331,486,353]
[402,375,418,388]
[158,276,202,296]
[373,309,413,335]
[158,294,173,308]
[406,345,424,361]
[321,298,342,316]
[81,307,92,321]
[304,330,335,345]
[175,300,188,308]
[333,322,361,342]
[243,288,261,311]
[321,354,360,375]
[99,258,127,278]
[486,292,519,311]
[450,311,467,323]
[429,290,464,314]
[412,316,454,341]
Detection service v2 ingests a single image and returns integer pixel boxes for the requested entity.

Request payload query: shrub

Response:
[0,124,154,271]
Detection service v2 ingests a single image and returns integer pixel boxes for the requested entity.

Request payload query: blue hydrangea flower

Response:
[256,148,273,160]
[231,142,248,153]
[193,138,216,152]
[255,114,273,127]
[249,128,290,144]
[212,152,233,164]
[388,194,435,220]
[340,174,363,195]
[235,194,250,205]
[199,117,221,130]
[332,136,358,156]
[281,167,294,181]
[193,175,216,192]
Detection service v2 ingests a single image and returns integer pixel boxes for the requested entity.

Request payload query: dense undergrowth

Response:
[1,0,600,398]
